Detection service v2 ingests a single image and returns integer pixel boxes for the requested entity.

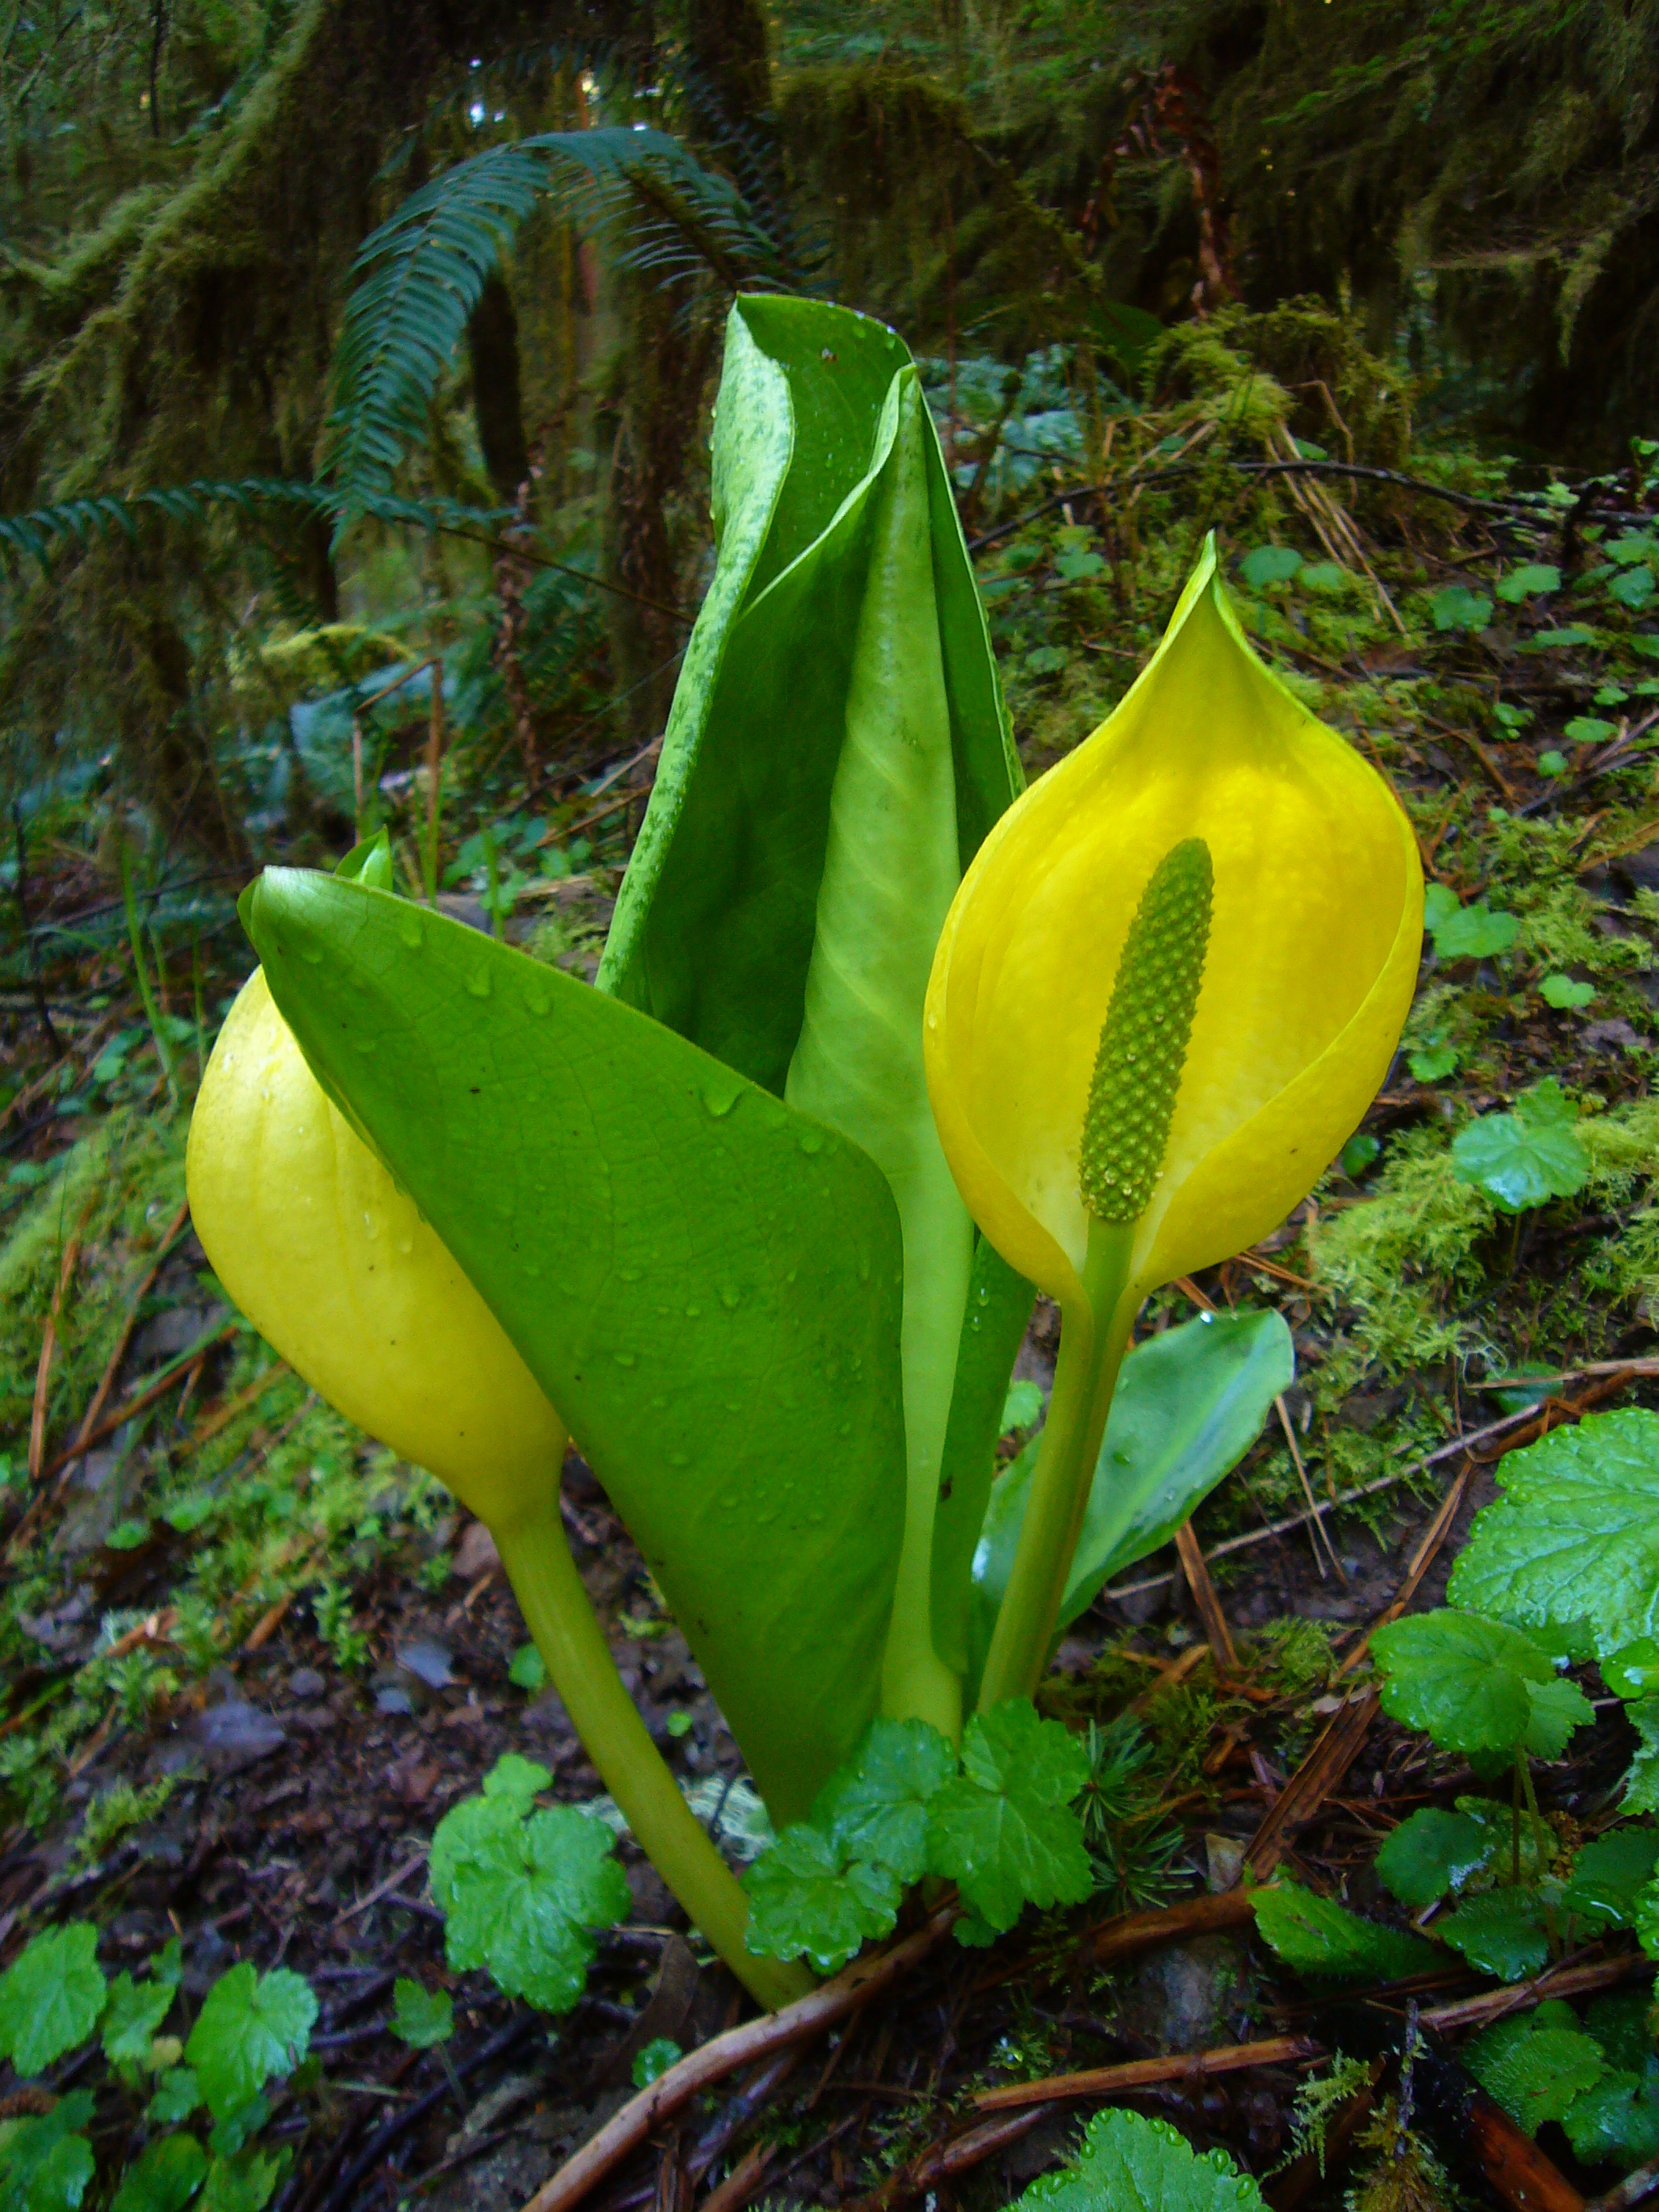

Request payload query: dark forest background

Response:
[4,0,1656,888]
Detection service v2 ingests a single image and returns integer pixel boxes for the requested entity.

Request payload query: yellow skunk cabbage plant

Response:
[926,541,1423,1705]
[190,298,1419,2005]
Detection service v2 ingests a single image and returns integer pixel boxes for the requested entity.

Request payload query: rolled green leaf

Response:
[599,294,1022,1723]
[783,366,975,1731]
[599,294,1017,1092]
[246,872,907,1826]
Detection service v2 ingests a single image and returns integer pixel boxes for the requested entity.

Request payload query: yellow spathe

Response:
[925,537,1423,1310]
[187,967,567,1530]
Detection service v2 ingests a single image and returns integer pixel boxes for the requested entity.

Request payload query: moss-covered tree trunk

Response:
[601,0,774,744]
[468,269,531,504]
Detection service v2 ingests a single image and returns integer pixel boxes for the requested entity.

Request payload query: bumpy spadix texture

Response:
[925,537,1423,1311]
[187,969,567,1530]
[1079,840,1212,1223]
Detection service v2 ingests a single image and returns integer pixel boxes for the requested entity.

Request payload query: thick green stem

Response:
[1511,1754,1523,1888]
[493,1504,813,2011]
[1517,1749,1554,1939]
[976,1222,1137,1710]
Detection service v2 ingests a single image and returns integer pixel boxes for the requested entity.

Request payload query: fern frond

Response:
[0,478,509,569]
[320,125,788,520]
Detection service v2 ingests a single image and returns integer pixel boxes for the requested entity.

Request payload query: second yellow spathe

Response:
[186,969,567,1532]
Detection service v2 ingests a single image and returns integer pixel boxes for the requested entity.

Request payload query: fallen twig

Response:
[300,2014,540,2212]
[0,1013,119,1133]
[1245,1691,1381,1877]
[696,2140,775,2212]
[687,2046,804,2183]
[1175,1522,1237,1665]
[104,1608,178,1661]
[26,1197,93,1482]
[60,1196,191,1464]
[1080,1887,1262,1969]
[42,1323,234,1481]
[518,1910,957,2212]
[967,458,1563,555]
[1420,1950,1652,2034]
[332,1847,430,1930]
[844,2108,1050,2212]
[1275,1393,1343,1580]
[1339,1463,1470,1675]
[175,1361,292,1454]
[974,2032,1320,2114]
[1588,2148,1659,2212]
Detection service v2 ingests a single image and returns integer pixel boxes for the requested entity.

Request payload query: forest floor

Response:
[6,350,1659,2212]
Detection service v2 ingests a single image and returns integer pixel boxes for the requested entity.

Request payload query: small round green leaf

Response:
[1604,1639,1659,1699]
[185,1964,318,2122]
[111,2133,210,2212]
[1430,584,1493,631]
[1451,1085,1590,1211]
[631,2038,683,2088]
[1495,564,1561,603]
[0,1922,106,2077]
[1340,1133,1380,1177]
[1371,1607,1591,1756]
[742,1824,900,1972]
[1239,545,1302,590]
[1464,2008,1604,2133]
[1541,974,1595,1009]
[1451,1412,1659,1668]
[1010,2108,1265,2212]
[390,1979,452,2049]
[1374,1807,1494,1908]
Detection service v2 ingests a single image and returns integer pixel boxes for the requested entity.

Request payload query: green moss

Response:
[0,1114,186,1444]
[1254,1617,1337,1697]
[1309,1126,1493,1382]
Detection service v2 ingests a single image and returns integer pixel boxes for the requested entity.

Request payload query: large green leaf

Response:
[1448,1408,1659,1663]
[1465,2007,1605,2135]
[246,871,907,1824]
[1371,1608,1593,1756]
[1014,2110,1265,2212]
[598,292,1017,1093]
[1252,1880,1441,1980]
[968,1309,1292,1683]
